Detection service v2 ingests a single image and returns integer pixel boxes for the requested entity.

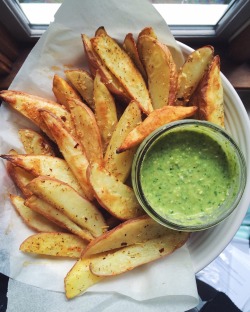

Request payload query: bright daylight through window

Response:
[17,0,233,27]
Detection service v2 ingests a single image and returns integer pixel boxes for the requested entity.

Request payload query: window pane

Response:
[17,0,62,25]
[153,0,236,26]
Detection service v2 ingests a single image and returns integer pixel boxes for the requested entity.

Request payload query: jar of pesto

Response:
[132,120,247,231]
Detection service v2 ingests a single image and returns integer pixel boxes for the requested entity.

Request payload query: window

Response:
[18,0,62,25]
[1,0,250,42]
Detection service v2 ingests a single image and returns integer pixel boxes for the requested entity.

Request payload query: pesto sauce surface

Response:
[140,129,232,223]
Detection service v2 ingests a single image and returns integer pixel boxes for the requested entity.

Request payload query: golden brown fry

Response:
[91,33,153,114]
[1,154,84,197]
[52,74,82,109]
[18,129,55,156]
[82,34,130,102]
[93,72,118,151]
[137,35,178,108]
[175,46,214,106]
[20,232,88,258]
[26,176,106,238]
[104,101,141,182]
[40,110,94,200]
[6,149,34,198]
[117,105,197,153]
[10,194,63,232]
[138,26,157,40]
[25,195,94,241]
[64,257,104,299]
[65,69,95,110]
[189,55,224,127]
[83,215,174,257]
[68,99,103,165]
[95,26,107,37]
[0,90,74,141]
[90,231,189,276]
[88,163,144,220]
[123,33,147,81]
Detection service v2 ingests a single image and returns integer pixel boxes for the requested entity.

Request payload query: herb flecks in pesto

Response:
[140,129,232,224]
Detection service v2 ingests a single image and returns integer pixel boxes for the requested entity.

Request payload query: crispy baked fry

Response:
[138,26,157,40]
[26,176,106,237]
[52,74,82,109]
[20,232,88,258]
[93,72,118,151]
[40,110,94,200]
[68,98,103,165]
[123,33,147,81]
[90,231,189,276]
[18,129,55,156]
[91,33,153,114]
[65,69,95,110]
[10,194,63,232]
[104,100,141,182]
[175,46,214,106]
[64,257,104,299]
[6,149,34,198]
[0,90,74,141]
[138,35,178,108]
[25,195,94,241]
[82,34,130,102]
[117,105,197,153]
[83,215,174,257]
[95,26,107,37]
[1,154,84,197]
[189,55,224,127]
[88,163,144,220]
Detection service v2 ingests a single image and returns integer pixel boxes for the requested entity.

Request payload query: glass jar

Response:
[132,119,247,231]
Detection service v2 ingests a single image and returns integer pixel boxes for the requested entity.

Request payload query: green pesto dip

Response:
[140,128,233,225]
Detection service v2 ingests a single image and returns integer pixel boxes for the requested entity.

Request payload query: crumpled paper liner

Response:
[0,0,198,310]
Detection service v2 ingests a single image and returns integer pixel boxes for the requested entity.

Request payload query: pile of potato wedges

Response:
[0,26,224,299]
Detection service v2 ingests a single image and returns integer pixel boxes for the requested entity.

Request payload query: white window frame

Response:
[1,0,250,43]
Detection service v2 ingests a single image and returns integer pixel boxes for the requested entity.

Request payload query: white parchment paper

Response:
[0,0,198,311]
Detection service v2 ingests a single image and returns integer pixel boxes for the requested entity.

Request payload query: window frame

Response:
[166,0,250,43]
[1,0,250,43]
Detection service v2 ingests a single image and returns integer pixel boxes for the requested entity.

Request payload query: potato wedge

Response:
[18,129,55,156]
[68,99,103,165]
[82,34,130,102]
[104,100,141,182]
[1,154,84,197]
[0,90,74,141]
[40,110,94,200]
[91,33,153,114]
[117,105,197,152]
[189,55,224,127]
[123,33,147,81]
[20,232,87,258]
[138,26,157,40]
[88,163,144,220]
[95,26,107,37]
[175,46,214,106]
[137,35,178,108]
[83,215,175,257]
[25,195,94,241]
[64,257,104,299]
[10,194,63,232]
[6,149,34,198]
[93,72,118,151]
[90,230,189,276]
[65,69,95,110]
[26,176,106,237]
[52,74,82,109]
